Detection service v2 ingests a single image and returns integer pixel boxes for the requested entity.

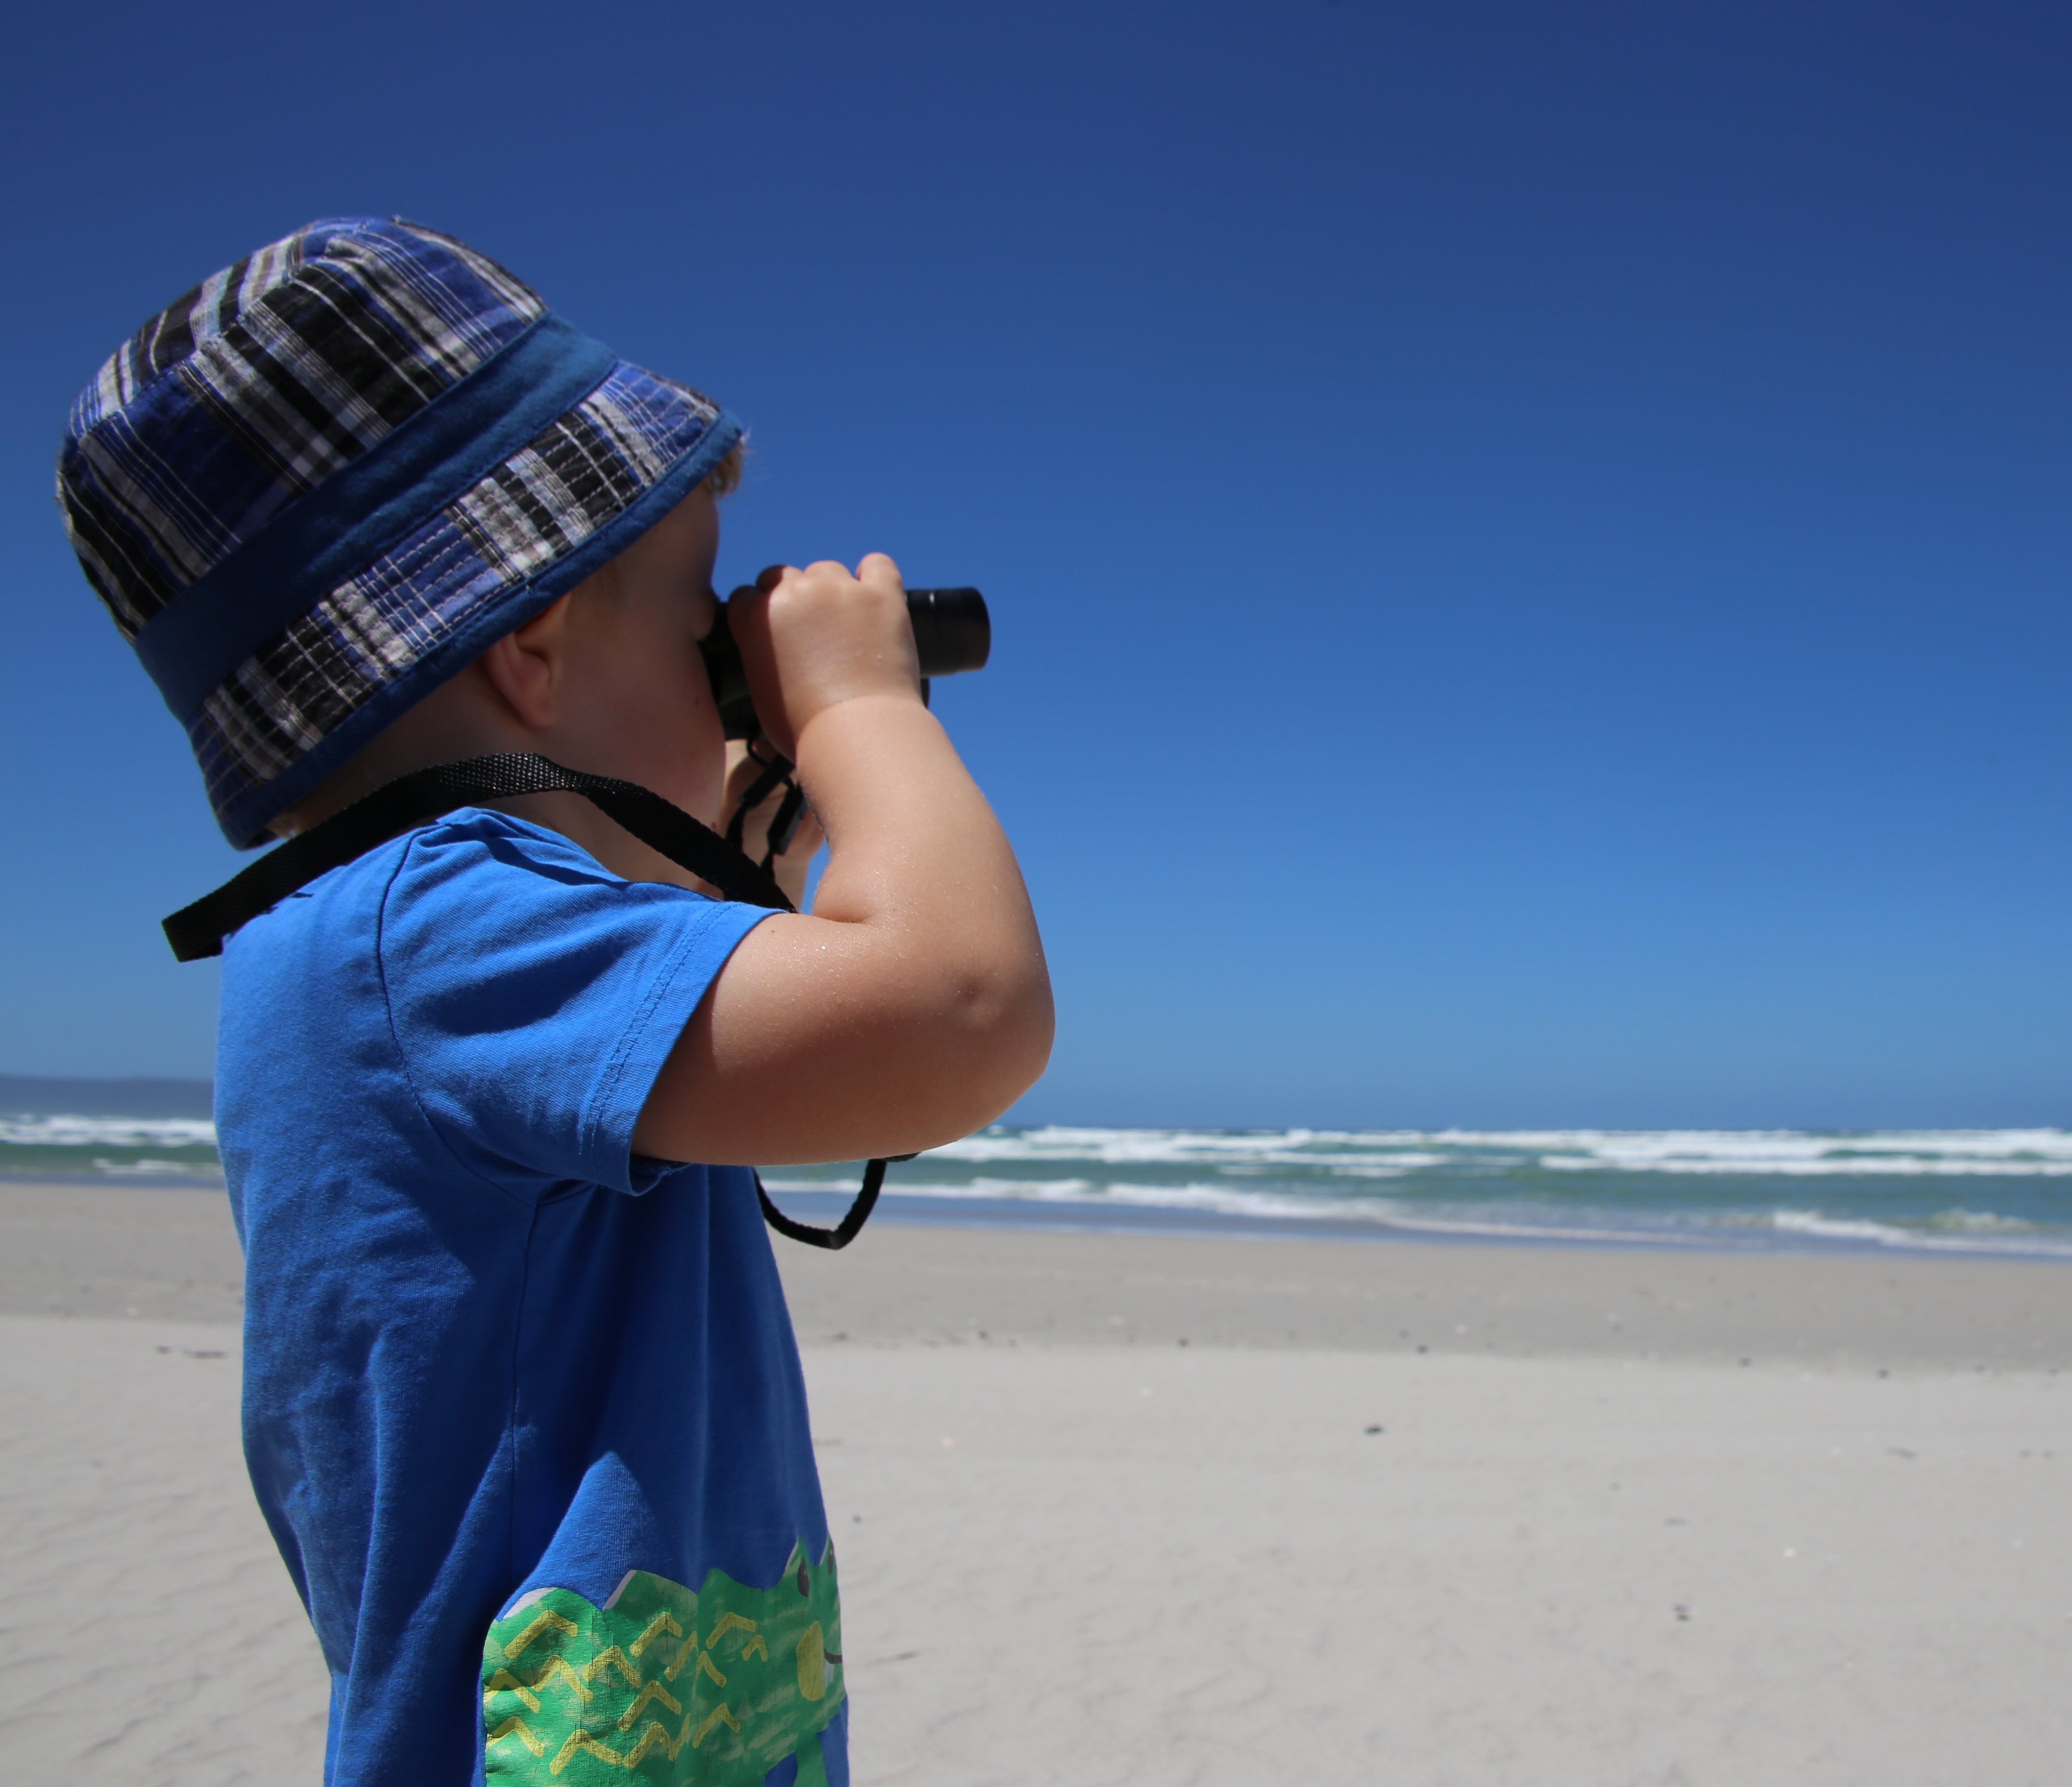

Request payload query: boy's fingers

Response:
[724,551,925,758]
[855,552,904,594]
[799,558,861,585]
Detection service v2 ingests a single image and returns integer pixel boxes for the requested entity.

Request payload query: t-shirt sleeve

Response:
[376,816,775,1194]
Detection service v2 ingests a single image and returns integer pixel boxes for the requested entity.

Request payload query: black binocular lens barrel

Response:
[903,585,992,680]
[701,586,990,741]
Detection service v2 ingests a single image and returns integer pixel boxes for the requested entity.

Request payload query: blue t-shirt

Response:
[216,810,849,1787]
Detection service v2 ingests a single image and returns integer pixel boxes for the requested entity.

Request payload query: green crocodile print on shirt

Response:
[482,1541,843,1784]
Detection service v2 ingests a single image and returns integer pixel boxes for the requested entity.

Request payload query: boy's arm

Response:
[632,554,1053,1165]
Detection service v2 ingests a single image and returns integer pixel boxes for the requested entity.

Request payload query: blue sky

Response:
[2,0,2066,1126]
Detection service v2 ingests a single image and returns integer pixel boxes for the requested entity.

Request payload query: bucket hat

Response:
[56,217,742,847]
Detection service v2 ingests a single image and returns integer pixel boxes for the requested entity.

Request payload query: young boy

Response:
[56,217,1051,1786]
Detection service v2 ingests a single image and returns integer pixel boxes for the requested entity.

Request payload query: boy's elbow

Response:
[923,954,1054,1136]
[980,964,1055,1107]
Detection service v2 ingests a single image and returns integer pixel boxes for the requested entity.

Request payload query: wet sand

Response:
[0,1182,2066,1784]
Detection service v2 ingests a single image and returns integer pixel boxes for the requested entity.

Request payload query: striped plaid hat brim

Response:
[57,218,741,846]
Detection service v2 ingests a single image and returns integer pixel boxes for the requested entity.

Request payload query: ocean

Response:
[2,1078,2067,1257]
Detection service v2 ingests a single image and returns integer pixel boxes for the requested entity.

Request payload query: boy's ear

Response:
[477,593,576,728]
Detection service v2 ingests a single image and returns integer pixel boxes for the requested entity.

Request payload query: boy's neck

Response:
[273,672,715,896]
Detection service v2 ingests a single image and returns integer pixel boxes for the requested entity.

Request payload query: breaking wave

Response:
[769,1126,2072,1256]
[7,1104,2069,1255]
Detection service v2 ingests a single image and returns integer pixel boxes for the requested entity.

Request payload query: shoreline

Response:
[9,1171,2072,1264]
[774,1212,2072,1371]
[5,1179,2067,1369]
[762,1183,2072,1262]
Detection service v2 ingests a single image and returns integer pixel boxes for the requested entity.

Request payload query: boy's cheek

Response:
[658,661,730,818]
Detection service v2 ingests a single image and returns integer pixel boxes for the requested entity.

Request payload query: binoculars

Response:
[700,586,992,741]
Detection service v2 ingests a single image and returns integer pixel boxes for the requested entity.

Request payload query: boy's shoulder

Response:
[219,809,769,1195]
[220,809,625,1074]
[231,806,764,1040]
[225,805,756,1038]
[243,808,647,951]
[358,805,618,891]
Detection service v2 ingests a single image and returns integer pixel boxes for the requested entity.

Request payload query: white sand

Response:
[807,1342,2071,1786]
[0,1315,327,1784]
[1,1189,2067,1784]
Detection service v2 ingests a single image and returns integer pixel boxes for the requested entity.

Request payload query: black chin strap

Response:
[161,751,891,1250]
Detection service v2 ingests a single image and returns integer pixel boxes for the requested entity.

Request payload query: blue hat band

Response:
[132,314,615,723]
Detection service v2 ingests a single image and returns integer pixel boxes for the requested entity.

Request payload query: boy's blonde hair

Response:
[707,441,744,499]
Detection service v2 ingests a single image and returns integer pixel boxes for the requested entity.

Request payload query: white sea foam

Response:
[9,1113,2068,1254]
[1538,1151,2072,1178]
[926,1127,1449,1171]
[1767,1209,2072,1258]
[89,1158,219,1176]
[764,1168,2072,1256]
[768,1122,2072,1257]
[1533,1129,2072,1175]
[0,1115,218,1148]
[923,1125,2072,1176]
[761,1174,1359,1222]
[764,1174,1737,1247]
[1921,1207,2039,1234]
[15,1114,2061,1177]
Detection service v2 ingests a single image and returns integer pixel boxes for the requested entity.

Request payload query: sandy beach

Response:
[1,1182,2066,1784]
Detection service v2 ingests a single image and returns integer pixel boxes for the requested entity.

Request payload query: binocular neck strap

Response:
[160,750,889,1252]
[164,752,794,961]
[725,738,811,870]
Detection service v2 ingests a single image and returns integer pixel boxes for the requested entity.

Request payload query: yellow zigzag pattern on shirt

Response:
[538,1702,744,1776]
[481,1552,841,1784]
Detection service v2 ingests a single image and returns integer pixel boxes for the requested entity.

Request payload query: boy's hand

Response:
[724,555,923,761]
[635,551,1052,1166]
